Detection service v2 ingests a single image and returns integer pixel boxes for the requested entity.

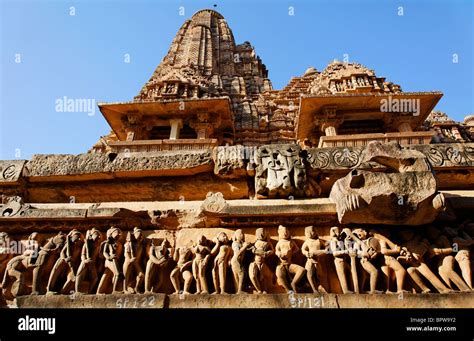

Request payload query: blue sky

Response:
[1,0,472,159]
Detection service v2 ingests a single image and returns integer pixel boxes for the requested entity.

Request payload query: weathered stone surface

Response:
[213,145,250,177]
[330,141,445,225]
[25,150,213,179]
[0,160,26,184]
[25,174,249,203]
[12,292,474,308]
[307,143,474,170]
[168,292,474,308]
[14,293,166,308]
[359,141,431,172]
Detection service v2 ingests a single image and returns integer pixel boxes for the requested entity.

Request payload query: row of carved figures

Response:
[0,222,473,297]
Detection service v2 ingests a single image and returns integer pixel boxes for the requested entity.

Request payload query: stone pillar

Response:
[192,123,213,139]
[169,119,183,140]
[324,125,337,136]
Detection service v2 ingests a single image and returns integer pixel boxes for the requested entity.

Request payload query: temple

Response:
[1,9,473,308]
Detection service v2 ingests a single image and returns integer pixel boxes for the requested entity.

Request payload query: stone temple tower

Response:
[134,9,273,144]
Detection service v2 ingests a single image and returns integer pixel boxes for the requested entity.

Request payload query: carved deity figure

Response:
[249,228,274,294]
[31,232,66,295]
[301,226,327,293]
[123,227,147,294]
[47,229,83,295]
[0,232,12,284]
[1,232,40,297]
[192,235,211,294]
[275,225,306,293]
[24,232,41,267]
[97,226,123,294]
[352,228,380,294]
[75,228,102,294]
[144,238,170,294]
[397,230,452,294]
[170,246,193,295]
[443,226,473,289]
[426,226,470,292]
[329,226,353,294]
[372,231,407,294]
[254,145,318,198]
[231,229,250,294]
[211,232,232,294]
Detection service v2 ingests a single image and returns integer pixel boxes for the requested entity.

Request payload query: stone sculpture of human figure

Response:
[170,245,193,295]
[249,228,274,294]
[443,226,473,289]
[97,226,123,294]
[275,225,306,293]
[301,226,327,293]
[0,232,12,285]
[397,229,452,294]
[231,229,250,294]
[31,232,66,295]
[371,230,407,294]
[352,228,380,294]
[46,229,82,295]
[24,232,40,267]
[123,227,147,294]
[192,235,211,294]
[211,232,232,294]
[75,228,102,294]
[329,226,353,294]
[1,232,41,297]
[341,228,360,293]
[426,226,470,292]
[144,238,170,293]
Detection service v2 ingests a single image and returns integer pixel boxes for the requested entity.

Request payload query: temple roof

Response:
[310,61,402,95]
[134,9,270,103]
[96,9,453,146]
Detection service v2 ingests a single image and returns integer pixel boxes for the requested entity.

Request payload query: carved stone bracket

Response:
[201,192,228,214]
[0,196,30,217]
[0,160,26,183]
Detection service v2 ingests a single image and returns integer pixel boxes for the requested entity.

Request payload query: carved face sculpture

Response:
[330,226,341,239]
[133,228,143,241]
[353,228,367,240]
[28,232,39,241]
[198,235,207,246]
[233,229,244,243]
[255,228,266,241]
[52,232,66,246]
[217,232,229,244]
[108,227,121,240]
[90,229,101,241]
[278,225,290,240]
[70,230,81,243]
[304,226,317,239]
[161,238,170,249]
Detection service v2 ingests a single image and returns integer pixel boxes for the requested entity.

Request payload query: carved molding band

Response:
[307,143,474,170]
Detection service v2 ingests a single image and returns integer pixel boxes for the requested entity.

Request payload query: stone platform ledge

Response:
[10,292,474,309]
[13,293,166,309]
